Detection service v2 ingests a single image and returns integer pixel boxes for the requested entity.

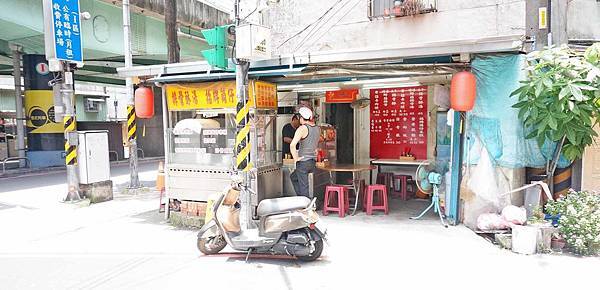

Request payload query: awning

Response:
[148,66,306,84]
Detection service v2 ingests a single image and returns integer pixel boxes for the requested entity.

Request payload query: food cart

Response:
[163,80,282,219]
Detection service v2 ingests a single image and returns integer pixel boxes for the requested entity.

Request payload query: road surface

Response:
[0,161,598,289]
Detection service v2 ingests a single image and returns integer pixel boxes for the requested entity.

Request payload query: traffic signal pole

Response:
[234,0,252,230]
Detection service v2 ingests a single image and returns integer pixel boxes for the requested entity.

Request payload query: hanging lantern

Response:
[450,71,477,111]
[134,85,154,119]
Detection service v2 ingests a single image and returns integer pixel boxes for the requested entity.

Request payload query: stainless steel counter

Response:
[281,163,330,200]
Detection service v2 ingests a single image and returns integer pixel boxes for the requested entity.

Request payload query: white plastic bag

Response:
[501,205,527,225]
[468,147,501,207]
[477,213,510,230]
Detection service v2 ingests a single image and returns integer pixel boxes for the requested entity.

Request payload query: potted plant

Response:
[526,206,554,253]
[551,232,566,251]
[511,44,600,194]
[545,190,600,255]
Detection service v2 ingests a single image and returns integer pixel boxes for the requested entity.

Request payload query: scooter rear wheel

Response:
[197,234,227,255]
[296,239,324,262]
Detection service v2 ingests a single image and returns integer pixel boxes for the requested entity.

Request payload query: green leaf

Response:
[518,107,528,120]
[542,77,553,89]
[570,84,585,101]
[537,133,546,148]
[566,129,578,145]
[525,130,538,139]
[512,100,529,109]
[535,81,544,97]
[573,83,598,91]
[548,116,558,130]
[510,86,527,97]
[559,86,571,100]
[537,118,549,134]
[531,107,539,119]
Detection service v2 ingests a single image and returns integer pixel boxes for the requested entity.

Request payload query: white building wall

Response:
[262,0,527,56]
[567,0,600,41]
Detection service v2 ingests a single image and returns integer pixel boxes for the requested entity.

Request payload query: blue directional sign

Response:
[50,0,83,63]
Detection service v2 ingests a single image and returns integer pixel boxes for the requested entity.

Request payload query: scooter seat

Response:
[257,196,311,217]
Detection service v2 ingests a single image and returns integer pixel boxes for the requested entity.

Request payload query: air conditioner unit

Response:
[84,97,104,113]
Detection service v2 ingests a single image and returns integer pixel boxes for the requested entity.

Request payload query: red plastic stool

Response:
[392,175,412,200]
[365,184,388,215]
[323,185,349,217]
[376,172,394,193]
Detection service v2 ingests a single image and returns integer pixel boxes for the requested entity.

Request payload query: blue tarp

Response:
[467,54,570,169]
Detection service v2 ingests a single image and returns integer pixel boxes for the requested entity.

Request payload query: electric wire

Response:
[276,0,344,49]
[291,0,347,52]
[241,0,260,23]
[299,0,362,53]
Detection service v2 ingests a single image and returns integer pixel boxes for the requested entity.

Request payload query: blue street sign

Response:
[50,0,83,63]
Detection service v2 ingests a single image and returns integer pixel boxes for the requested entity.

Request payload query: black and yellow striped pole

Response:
[127,105,137,141]
[127,104,140,188]
[60,66,81,201]
[235,88,251,172]
[234,59,251,230]
[63,115,77,166]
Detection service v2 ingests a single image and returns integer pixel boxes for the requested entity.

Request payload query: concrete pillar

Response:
[22,54,64,167]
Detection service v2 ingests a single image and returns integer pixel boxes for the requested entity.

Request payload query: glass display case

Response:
[166,109,282,208]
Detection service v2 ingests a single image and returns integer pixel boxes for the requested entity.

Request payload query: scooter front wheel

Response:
[197,234,227,255]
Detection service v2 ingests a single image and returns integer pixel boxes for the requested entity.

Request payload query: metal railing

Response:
[368,0,437,20]
[1,157,31,173]
[137,148,145,159]
[109,150,119,161]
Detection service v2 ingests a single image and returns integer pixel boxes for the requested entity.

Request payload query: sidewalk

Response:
[0,157,164,179]
[1,163,599,289]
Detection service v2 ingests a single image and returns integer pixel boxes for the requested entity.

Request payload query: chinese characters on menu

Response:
[370,86,427,146]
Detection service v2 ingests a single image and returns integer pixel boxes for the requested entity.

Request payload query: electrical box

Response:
[77,130,110,184]
[235,24,271,61]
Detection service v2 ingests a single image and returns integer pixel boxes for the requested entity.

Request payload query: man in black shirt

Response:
[282,114,300,159]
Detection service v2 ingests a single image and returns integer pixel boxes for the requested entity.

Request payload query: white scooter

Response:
[197,183,328,261]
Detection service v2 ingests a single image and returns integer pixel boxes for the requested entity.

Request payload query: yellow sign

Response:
[539,7,547,29]
[24,90,63,133]
[166,80,277,111]
[250,81,278,109]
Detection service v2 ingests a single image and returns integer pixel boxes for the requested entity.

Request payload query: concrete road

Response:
[0,162,598,289]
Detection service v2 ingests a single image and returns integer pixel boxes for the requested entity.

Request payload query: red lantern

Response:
[134,86,154,119]
[450,71,477,111]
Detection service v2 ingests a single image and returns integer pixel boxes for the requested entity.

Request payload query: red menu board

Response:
[370,86,428,159]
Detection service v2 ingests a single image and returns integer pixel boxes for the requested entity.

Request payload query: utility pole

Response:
[234,0,252,230]
[61,64,81,201]
[122,0,140,189]
[10,44,26,168]
[42,0,85,201]
[165,0,180,63]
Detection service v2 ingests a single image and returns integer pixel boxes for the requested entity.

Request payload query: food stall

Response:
[163,80,282,219]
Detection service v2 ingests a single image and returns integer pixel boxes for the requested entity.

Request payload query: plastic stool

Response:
[365,184,388,215]
[392,175,412,200]
[323,185,349,218]
[376,172,394,192]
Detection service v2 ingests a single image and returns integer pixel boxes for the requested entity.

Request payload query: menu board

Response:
[370,86,428,159]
